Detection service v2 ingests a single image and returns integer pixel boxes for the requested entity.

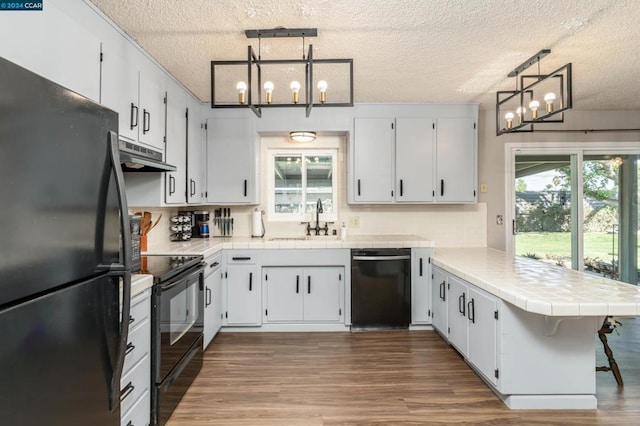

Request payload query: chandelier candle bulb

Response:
[516,106,526,124]
[290,80,301,104]
[529,100,540,119]
[264,81,274,104]
[505,112,514,129]
[236,81,247,104]
[317,80,328,103]
[544,92,556,113]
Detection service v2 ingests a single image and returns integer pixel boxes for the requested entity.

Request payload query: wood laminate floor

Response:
[167,318,640,425]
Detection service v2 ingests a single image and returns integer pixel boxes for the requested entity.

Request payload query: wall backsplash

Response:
[130,203,486,249]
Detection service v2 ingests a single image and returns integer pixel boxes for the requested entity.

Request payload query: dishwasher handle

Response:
[352,255,411,261]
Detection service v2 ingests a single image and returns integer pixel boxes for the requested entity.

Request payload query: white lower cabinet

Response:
[446,275,469,356]
[263,266,344,323]
[120,288,151,426]
[467,287,498,386]
[203,254,223,348]
[431,267,447,334]
[440,268,498,378]
[224,253,261,326]
[411,248,432,324]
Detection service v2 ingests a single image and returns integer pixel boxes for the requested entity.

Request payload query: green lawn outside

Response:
[516,231,622,262]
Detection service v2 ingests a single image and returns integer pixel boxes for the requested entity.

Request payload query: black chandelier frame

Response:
[210,28,353,118]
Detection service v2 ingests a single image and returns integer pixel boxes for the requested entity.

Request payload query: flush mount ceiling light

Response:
[496,49,572,136]
[289,131,316,143]
[210,27,353,118]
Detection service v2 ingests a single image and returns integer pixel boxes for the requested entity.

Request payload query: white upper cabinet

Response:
[353,118,395,203]
[206,117,258,205]
[0,2,100,101]
[396,118,435,202]
[187,97,205,204]
[137,70,165,150]
[164,81,188,204]
[99,34,141,142]
[101,35,166,151]
[350,105,477,205]
[435,117,477,203]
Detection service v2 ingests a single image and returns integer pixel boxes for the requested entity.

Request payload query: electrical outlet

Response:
[496,215,504,225]
[348,216,360,228]
[480,183,488,193]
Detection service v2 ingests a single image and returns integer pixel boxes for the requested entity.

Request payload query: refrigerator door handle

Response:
[108,271,132,412]
[109,131,132,272]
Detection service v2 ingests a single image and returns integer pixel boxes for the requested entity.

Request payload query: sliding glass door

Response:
[514,154,579,269]
[510,146,639,284]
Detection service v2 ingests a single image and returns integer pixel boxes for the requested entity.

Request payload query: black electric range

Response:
[140,254,205,426]
[138,255,203,284]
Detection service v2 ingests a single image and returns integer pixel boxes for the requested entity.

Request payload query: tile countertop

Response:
[144,235,434,258]
[131,273,153,297]
[433,247,640,317]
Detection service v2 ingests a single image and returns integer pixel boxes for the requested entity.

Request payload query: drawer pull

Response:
[125,342,135,356]
[120,382,135,402]
[232,256,251,261]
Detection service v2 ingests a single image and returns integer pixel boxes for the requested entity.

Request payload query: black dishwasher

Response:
[351,249,411,329]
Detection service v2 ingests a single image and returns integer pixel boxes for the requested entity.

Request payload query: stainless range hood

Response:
[119,139,176,172]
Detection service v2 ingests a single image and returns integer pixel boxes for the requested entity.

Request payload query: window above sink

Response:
[267,149,338,222]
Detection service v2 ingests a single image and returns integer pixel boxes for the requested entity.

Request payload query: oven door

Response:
[153,264,204,383]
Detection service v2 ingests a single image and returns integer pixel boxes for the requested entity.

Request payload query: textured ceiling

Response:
[88,0,640,111]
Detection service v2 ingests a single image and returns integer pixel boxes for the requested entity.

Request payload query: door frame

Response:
[504,141,640,269]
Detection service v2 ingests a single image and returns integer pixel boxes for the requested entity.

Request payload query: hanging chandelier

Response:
[210,28,353,118]
[496,49,572,135]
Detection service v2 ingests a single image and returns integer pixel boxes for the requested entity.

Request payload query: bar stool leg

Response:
[596,321,624,387]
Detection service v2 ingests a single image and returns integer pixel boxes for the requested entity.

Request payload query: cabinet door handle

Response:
[169,175,175,195]
[128,315,135,324]
[243,179,248,197]
[142,109,150,134]
[205,287,211,307]
[440,179,445,196]
[125,342,135,356]
[459,293,466,316]
[468,299,475,323]
[190,179,196,197]
[419,258,423,276]
[130,103,139,130]
[249,272,253,291]
[400,179,403,197]
[439,281,445,301]
[307,276,311,294]
[120,382,135,402]
[296,275,300,293]
[357,179,361,196]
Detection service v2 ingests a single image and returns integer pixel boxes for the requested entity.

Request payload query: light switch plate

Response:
[480,183,488,193]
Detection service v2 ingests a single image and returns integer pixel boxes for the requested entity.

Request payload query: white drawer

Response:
[227,252,256,264]
[120,352,150,416]
[121,388,150,426]
[128,291,150,331]
[122,317,150,376]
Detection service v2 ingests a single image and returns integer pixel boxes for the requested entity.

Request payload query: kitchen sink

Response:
[268,235,341,241]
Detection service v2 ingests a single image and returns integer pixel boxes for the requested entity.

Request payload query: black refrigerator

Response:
[0,56,132,425]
